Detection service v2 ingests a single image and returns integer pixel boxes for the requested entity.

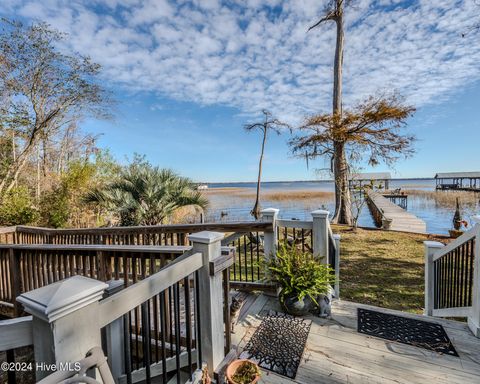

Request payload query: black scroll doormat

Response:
[240,312,312,379]
[357,308,458,357]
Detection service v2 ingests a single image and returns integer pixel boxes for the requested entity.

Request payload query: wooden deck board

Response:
[366,190,427,233]
[232,296,480,384]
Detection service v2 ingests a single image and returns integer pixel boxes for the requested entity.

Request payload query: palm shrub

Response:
[84,164,208,226]
[267,244,335,306]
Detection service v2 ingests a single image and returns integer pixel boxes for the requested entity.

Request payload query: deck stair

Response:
[366,189,426,233]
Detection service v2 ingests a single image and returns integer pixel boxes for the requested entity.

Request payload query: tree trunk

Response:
[252,127,267,220]
[332,4,344,116]
[331,1,352,224]
[332,140,352,224]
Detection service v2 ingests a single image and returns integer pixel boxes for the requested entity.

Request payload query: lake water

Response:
[203,179,480,235]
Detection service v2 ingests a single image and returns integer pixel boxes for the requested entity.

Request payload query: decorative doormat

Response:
[357,308,458,357]
[240,312,311,379]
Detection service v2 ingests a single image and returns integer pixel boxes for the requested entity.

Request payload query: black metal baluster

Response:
[159,291,167,384]
[124,313,132,384]
[184,276,193,378]
[141,302,151,383]
[174,282,181,384]
[250,233,254,282]
[195,271,202,366]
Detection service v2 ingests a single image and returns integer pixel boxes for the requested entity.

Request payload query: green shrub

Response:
[0,186,39,225]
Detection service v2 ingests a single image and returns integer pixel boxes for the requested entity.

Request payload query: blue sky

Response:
[2,0,480,182]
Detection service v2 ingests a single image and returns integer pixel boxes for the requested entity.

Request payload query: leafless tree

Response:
[0,19,112,197]
[244,110,289,220]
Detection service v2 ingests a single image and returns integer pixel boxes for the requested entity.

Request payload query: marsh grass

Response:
[405,189,480,208]
[204,188,333,201]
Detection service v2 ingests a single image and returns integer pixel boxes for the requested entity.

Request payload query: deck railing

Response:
[425,217,480,337]
[3,232,232,384]
[1,208,340,314]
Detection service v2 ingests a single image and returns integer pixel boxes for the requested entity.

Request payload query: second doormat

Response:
[357,308,458,356]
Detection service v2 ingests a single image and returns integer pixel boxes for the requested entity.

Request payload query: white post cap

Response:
[333,234,341,240]
[311,210,329,218]
[423,241,444,249]
[260,208,279,216]
[189,231,224,244]
[17,276,108,323]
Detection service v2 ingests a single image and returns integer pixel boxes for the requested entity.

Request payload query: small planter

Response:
[281,294,315,316]
[226,359,260,384]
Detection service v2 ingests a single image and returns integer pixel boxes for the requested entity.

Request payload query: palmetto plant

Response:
[84,165,208,226]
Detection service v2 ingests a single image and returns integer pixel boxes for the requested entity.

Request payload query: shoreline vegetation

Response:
[203,188,334,201]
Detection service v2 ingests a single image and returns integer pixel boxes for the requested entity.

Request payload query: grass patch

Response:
[332,225,443,314]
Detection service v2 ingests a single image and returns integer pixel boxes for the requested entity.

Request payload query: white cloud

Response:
[4,0,480,125]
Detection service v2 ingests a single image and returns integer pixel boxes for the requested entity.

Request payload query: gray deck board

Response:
[232,297,480,384]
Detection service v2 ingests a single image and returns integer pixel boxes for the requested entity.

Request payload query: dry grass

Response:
[405,189,479,208]
[205,188,334,201]
[332,225,447,313]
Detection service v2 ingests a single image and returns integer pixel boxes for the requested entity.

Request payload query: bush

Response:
[0,186,39,225]
[267,244,335,304]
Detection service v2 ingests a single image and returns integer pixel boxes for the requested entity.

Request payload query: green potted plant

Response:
[226,359,261,384]
[267,244,335,316]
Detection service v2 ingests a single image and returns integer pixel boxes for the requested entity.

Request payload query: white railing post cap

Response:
[260,208,279,216]
[189,231,224,244]
[17,276,108,323]
[333,234,341,240]
[311,209,330,218]
[423,241,444,249]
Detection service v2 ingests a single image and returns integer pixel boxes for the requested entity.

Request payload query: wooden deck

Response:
[232,295,480,384]
[366,190,426,233]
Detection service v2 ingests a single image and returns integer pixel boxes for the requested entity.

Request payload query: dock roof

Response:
[434,172,480,179]
[349,172,391,181]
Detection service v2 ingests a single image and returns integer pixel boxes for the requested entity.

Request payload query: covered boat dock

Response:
[434,172,480,192]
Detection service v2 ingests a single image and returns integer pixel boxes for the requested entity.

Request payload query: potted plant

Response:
[267,244,335,316]
[226,359,261,384]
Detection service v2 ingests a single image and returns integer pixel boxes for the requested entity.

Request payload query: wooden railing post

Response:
[468,217,480,337]
[17,276,108,380]
[423,241,444,316]
[8,248,22,316]
[189,231,225,373]
[260,208,279,260]
[311,210,329,264]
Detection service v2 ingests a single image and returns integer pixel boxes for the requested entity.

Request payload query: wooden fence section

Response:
[425,217,480,337]
[1,222,272,246]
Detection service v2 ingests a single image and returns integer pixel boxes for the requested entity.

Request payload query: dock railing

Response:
[424,216,480,337]
[0,231,233,384]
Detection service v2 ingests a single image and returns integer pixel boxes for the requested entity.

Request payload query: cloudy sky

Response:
[2,0,480,181]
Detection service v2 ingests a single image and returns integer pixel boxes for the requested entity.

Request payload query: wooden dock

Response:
[366,189,426,233]
[233,295,480,384]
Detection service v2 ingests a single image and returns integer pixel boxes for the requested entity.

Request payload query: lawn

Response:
[332,225,444,314]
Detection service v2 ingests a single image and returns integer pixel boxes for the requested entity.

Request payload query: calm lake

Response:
[203,179,480,235]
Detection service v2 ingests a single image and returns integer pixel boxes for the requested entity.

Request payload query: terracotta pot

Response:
[226,359,260,384]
